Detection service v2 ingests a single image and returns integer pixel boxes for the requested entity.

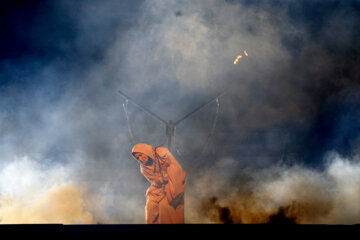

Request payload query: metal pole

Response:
[167,134,172,151]
[118,90,167,125]
[174,91,226,126]
[166,121,175,150]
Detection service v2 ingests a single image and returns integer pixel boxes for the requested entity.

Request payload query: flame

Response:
[233,50,248,64]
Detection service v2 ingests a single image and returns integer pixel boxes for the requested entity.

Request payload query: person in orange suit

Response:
[132,143,187,224]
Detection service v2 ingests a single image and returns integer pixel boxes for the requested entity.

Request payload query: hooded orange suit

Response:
[132,143,187,224]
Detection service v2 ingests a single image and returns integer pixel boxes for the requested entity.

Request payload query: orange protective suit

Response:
[132,143,187,224]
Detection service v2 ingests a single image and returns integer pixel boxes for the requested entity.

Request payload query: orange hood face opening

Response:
[131,143,155,163]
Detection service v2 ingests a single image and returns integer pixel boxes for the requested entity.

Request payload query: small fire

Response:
[234,50,248,64]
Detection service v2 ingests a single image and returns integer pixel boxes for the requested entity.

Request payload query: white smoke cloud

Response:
[326,152,360,224]
[0,156,93,223]
[113,0,291,94]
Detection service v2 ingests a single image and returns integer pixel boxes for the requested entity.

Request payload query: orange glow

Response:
[233,50,248,64]
[0,183,93,224]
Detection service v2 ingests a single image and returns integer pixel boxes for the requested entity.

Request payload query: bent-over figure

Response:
[132,143,187,224]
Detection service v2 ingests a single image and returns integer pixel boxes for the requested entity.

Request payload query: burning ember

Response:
[233,50,248,64]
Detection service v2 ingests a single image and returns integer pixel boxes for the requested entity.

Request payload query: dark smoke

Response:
[268,206,296,224]
[200,197,234,224]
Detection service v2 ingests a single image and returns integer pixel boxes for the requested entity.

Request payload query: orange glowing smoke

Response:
[185,155,360,224]
[0,183,94,224]
[233,50,248,64]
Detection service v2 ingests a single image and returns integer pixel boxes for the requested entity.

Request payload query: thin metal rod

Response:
[173,97,221,161]
[167,134,172,151]
[201,98,220,154]
[118,90,168,125]
[122,100,136,145]
[174,91,226,126]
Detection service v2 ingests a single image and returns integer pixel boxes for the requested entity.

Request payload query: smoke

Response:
[0,156,93,224]
[0,0,359,223]
[187,152,360,224]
